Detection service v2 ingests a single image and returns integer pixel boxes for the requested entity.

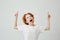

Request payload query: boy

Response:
[14,11,51,40]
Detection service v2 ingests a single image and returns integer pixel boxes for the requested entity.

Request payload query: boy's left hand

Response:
[47,11,51,19]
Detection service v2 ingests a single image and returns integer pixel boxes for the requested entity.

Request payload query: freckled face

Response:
[25,14,34,24]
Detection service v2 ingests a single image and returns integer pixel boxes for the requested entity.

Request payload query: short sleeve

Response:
[39,26,46,33]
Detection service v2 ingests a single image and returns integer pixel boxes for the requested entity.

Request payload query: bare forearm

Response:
[13,12,18,30]
[14,12,18,27]
[45,11,51,30]
[46,19,50,30]
[14,16,18,27]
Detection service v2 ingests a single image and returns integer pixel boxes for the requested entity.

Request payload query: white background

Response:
[0,0,60,40]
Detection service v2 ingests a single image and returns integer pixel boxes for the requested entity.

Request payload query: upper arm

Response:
[38,26,49,33]
[17,25,24,32]
[39,26,50,33]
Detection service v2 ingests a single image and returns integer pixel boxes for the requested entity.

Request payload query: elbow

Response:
[13,26,18,30]
[47,28,50,31]
[45,27,50,31]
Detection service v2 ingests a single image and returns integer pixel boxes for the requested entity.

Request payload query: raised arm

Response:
[45,11,51,30]
[14,11,18,30]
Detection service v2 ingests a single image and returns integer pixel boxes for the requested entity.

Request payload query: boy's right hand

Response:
[14,11,18,17]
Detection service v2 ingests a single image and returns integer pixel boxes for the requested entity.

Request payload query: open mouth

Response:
[30,19,32,22]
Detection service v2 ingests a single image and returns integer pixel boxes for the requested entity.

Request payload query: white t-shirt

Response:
[18,25,46,40]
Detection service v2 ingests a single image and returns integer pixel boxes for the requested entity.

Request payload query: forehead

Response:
[26,14,32,17]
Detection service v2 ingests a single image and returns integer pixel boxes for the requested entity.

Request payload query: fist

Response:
[47,11,51,19]
[14,11,18,17]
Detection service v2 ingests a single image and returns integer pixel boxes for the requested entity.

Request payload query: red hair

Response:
[23,13,34,25]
